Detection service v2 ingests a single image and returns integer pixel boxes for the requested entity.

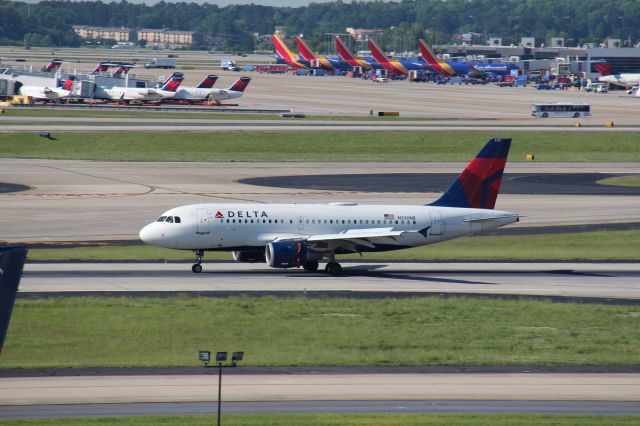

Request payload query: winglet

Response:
[429,138,512,209]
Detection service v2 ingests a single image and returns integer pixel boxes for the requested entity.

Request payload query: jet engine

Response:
[232,250,266,263]
[265,241,308,268]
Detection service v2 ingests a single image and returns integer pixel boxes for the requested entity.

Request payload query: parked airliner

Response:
[162,73,250,104]
[15,75,75,101]
[140,138,518,276]
[595,63,640,88]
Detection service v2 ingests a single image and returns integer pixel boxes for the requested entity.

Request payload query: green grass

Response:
[3,296,640,368]
[1,131,639,162]
[2,414,638,426]
[26,229,640,261]
[598,175,640,188]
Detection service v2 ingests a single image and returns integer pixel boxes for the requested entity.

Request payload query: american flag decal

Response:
[384,214,395,220]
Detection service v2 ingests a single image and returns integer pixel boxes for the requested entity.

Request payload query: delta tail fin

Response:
[229,76,251,92]
[41,59,63,73]
[62,75,75,91]
[161,73,184,92]
[197,75,219,89]
[429,138,512,209]
[594,62,615,76]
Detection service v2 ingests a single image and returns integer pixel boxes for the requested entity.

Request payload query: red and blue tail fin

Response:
[594,62,615,76]
[430,138,512,209]
[197,75,218,89]
[42,59,63,72]
[229,76,251,92]
[62,75,75,91]
[161,73,184,92]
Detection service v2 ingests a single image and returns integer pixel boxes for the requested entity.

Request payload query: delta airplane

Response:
[161,73,250,104]
[334,36,382,71]
[15,75,75,101]
[139,138,518,276]
[40,59,64,73]
[93,73,183,102]
[295,36,350,71]
[595,63,640,88]
[273,34,311,69]
[418,39,518,77]
[367,38,430,75]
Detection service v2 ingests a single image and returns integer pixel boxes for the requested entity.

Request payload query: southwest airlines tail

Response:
[367,38,391,65]
[197,75,218,88]
[418,39,455,76]
[295,36,317,61]
[272,34,308,69]
[0,245,28,357]
[229,76,251,92]
[430,138,512,209]
[334,36,372,70]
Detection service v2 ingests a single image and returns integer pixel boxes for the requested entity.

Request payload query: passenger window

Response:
[395,220,398,224]
[226,219,229,223]
[275,219,278,224]
[165,216,173,223]
[330,220,333,224]
[413,221,416,225]
[342,220,345,224]
[269,220,272,223]
[251,219,254,223]
[233,219,236,223]
[290,220,293,224]
[263,219,266,223]
[174,217,181,223]
[366,220,369,224]
[157,216,167,222]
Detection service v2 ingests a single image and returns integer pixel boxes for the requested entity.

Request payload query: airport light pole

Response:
[200,350,244,426]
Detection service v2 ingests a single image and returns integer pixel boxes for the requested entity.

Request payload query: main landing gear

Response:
[302,260,319,272]
[192,249,204,273]
[324,262,343,277]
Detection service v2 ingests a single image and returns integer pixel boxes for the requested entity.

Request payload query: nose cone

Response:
[139,224,159,245]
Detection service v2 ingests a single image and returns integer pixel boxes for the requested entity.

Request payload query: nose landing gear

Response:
[192,249,204,273]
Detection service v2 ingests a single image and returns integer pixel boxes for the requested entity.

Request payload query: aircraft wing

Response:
[273,227,429,252]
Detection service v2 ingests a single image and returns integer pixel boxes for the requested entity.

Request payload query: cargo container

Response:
[145,58,176,69]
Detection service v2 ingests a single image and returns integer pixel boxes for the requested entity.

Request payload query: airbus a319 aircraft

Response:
[140,138,518,276]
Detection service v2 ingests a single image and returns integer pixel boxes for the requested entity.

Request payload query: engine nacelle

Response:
[232,250,266,263]
[265,241,308,269]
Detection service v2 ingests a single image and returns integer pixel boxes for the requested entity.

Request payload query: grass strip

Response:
[2,414,638,425]
[1,131,639,162]
[26,229,640,262]
[3,296,639,368]
[598,175,640,188]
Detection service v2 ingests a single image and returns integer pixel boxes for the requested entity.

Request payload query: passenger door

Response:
[196,208,210,234]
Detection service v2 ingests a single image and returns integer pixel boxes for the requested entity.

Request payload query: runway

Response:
[20,262,640,301]
[1,373,639,418]
[2,159,639,242]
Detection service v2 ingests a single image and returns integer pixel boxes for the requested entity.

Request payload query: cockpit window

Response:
[157,216,167,222]
[174,216,181,223]
[165,216,174,223]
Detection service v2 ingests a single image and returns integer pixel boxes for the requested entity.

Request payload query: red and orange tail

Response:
[295,36,317,61]
[197,75,218,89]
[418,39,452,76]
[335,36,358,62]
[430,138,512,209]
[367,38,391,65]
[229,77,251,92]
[273,34,296,63]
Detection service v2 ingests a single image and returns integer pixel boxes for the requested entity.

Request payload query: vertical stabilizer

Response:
[0,246,28,357]
[229,76,251,92]
[197,75,219,89]
[430,138,512,209]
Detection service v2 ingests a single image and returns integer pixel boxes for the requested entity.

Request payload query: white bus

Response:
[531,103,591,118]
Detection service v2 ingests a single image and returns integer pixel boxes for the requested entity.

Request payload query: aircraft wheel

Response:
[324,262,343,277]
[303,260,319,272]
[192,264,202,273]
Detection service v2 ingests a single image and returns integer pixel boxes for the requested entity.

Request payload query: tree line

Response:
[0,0,638,51]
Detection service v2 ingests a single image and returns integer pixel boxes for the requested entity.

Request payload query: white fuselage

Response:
[170,86,244,102]
[94,86,177,101]
[139,203,518,253]
[598,73,640,88]
[18,86,70,100]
